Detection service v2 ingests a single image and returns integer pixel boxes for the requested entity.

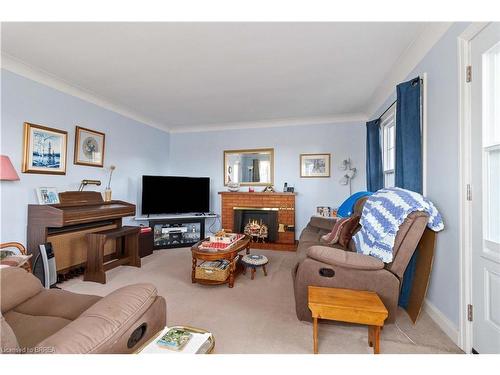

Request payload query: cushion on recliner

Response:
[1,312,20,353]
[1,267,43,314]
[14,289,101,320]
[4,310,70,349]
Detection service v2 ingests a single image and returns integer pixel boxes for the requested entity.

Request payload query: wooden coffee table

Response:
[308,286,388,354]
[191,235,251,288]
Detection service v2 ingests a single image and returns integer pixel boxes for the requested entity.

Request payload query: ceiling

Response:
[2,22,440,132]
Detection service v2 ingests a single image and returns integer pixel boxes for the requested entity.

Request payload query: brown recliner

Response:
[0,267,166,354]
[292,198,429,323]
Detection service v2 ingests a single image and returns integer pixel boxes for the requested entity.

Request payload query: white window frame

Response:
[380,102,396,188]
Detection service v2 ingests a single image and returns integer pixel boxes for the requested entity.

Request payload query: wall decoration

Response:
[22,122,68,175]
[300,153,331,178]
[36,187,60,205]
[224,148,274,186]
[74,126,106,167]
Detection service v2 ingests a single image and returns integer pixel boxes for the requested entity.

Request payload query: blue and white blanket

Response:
[352,187,444,263]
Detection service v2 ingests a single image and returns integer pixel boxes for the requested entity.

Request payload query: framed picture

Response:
[22,122,68,175]
[36,187,60,205]
[300,153,331,178]
[74,126,106,167]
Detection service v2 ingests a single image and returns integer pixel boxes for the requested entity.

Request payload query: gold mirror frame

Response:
[223,148,274,186]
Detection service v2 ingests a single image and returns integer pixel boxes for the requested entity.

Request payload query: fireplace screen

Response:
[234,209,278,242]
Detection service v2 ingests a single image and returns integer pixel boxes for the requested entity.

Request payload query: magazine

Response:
[156,328,192,351]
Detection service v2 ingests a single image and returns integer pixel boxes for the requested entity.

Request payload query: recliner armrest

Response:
[306,246,384,270]
[35,283,161,354]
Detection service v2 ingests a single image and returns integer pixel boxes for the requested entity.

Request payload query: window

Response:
[483,42,500,245]
[381,102,396,187]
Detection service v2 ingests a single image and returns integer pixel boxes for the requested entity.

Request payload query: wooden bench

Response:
[85,226,141,283]
[308,286,388,354]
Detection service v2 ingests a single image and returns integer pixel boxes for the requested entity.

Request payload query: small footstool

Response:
[241,254,268,280]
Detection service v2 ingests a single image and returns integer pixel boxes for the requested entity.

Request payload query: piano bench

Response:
[85,226,141,284]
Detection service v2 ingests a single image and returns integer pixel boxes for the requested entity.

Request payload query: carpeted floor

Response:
[60,248,462,354]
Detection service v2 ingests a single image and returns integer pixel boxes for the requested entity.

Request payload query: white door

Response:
[471,22,500,354]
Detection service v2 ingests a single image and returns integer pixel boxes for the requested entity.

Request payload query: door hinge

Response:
[466,65,472,83]
[468,304,473,322]
[467,184,472,201]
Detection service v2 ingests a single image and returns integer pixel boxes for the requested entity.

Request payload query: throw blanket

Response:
[352,187,444,262]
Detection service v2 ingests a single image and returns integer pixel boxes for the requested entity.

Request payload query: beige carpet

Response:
[60,248,462,354]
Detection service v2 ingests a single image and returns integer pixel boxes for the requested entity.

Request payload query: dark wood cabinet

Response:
[139,231,154,258]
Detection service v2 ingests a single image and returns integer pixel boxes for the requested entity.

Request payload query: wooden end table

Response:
[191,235,251,288]
[308,286,388,354]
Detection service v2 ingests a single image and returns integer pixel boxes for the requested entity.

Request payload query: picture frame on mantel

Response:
[300,153,331,178]
[74,126,106,167]
[22,122,68,175]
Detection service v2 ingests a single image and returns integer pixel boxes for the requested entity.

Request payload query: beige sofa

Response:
[1,267,166,354]
[292,198,429,323]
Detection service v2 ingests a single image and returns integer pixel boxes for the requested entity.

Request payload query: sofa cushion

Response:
[14,289,101,321]
[307,246,385,270]
[1,267,43,314]
[308,216,337,231]
[4,310,71,350]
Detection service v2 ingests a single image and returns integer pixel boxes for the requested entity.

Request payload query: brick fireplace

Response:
[219,192,296,251]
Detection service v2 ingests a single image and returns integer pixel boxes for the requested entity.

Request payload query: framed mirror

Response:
[224,148,274,186]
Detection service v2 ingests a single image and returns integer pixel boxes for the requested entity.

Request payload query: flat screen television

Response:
[141,175,210,215]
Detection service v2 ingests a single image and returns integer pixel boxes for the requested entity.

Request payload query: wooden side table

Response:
[308,286,388,354]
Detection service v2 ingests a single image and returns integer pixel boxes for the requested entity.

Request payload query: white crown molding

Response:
[1,53,171,133]
[365,22,453,117]
[169,113,368,133]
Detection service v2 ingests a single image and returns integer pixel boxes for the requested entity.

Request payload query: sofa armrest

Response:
[308,216,339,231]
[35,283,161,354]
[306,246,384,270]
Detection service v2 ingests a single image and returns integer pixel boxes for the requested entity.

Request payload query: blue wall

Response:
[169,122,366,235]
[0,69,170,243]
[371,23,470,329]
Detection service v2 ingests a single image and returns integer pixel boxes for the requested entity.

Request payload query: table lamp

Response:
[0,155,20,181]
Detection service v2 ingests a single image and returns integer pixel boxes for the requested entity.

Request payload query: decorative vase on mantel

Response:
[227,182,240,192]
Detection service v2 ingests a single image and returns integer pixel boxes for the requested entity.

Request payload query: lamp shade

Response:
[0,155,20,181]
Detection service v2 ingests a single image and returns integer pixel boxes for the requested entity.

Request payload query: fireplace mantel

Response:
[219,191,296,251]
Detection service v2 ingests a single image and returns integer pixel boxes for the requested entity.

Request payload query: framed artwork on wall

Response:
[300,153,331,178]
[36,187,60,205]
[22,122,68,175]
[74,126,106,167]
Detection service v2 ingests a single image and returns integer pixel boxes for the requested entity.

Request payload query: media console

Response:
[135,214,218,249]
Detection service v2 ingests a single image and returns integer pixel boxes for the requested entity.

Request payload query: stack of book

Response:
[139,326,213,354]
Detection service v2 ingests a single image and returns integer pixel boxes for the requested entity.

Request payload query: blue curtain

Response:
[395,77,422,308]
[366,119,383,192]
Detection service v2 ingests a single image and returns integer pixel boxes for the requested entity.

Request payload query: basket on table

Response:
[195,259,235,282]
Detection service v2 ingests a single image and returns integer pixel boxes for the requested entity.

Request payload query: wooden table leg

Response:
[262,264,267,276]
[191,256,197,283]
[251,267,255,280]
[373,326,381,354]
[228,257,236,288]
[313,317,318,354]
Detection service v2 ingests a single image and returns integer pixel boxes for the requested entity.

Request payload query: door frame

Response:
[457,22,490,353]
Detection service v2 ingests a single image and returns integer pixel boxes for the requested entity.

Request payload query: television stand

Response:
[148,217,205,249]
